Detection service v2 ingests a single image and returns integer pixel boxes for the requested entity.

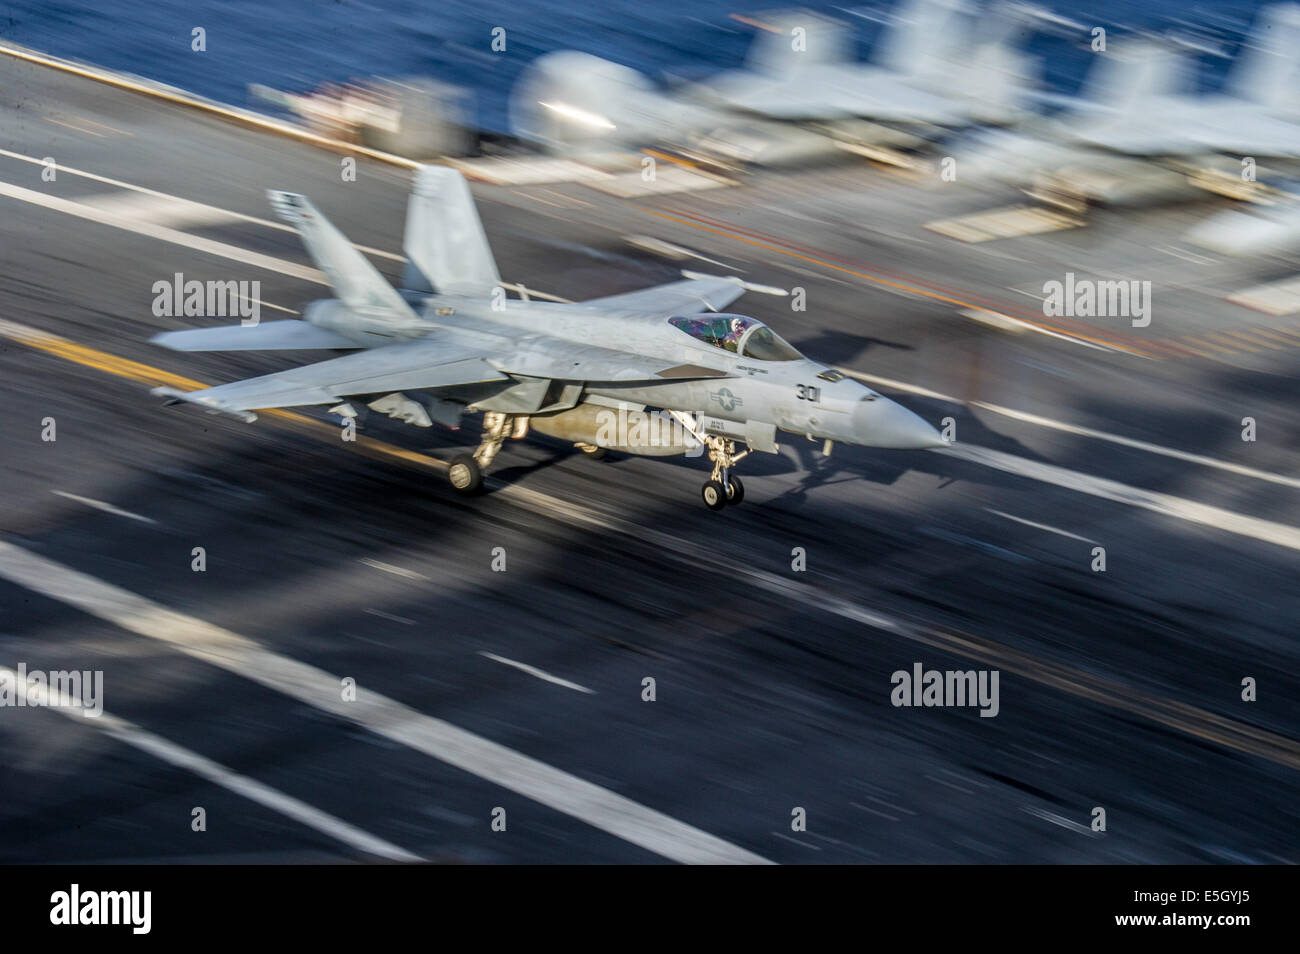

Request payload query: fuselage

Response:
[302,291,943,450]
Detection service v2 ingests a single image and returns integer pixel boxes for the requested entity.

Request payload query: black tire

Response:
[448,454,483,495]
[581,445,609,461]
[702,480,728,511]
[724,476,745,506]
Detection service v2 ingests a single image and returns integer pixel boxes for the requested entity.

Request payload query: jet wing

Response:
[1081,109,1300,159]
[1181,114,1300,158]
[713,74,962,123]
[154,337,507,418]
[583,272,788,316]
[581,276,750,316]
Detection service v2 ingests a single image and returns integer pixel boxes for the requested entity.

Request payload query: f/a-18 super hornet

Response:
[958,4,1300,209]
[150,167,941,509]
[511,0,1038,166]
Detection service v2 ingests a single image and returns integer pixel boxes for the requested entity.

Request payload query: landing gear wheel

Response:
[724,476,745,506]
[702,480,728,511]
[581,445,608,461]
[448,454,483,495]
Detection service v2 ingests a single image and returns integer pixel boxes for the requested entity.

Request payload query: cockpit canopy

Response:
[668,313,802,361]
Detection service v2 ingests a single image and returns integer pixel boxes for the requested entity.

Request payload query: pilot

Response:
[724,316,747,351]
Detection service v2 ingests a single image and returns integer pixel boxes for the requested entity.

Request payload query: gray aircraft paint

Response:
[150,165,943,489]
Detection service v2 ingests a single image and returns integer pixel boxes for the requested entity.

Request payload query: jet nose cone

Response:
[851,397,946,449]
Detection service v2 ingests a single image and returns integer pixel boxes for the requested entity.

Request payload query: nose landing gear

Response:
[701,433,748,512]
[701,474,745,510]
[702,480,726,510]
[723,475,744,505]
[663,411,752,512]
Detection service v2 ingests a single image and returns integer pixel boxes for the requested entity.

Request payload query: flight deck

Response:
[0,47,1296,865]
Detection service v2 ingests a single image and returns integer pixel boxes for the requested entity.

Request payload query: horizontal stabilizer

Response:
[150,320,360,352]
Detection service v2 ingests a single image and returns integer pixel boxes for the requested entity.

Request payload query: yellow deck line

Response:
[0,321,447,474]
[6,319,1300,770]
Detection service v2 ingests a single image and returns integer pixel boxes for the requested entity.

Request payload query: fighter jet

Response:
[957,4,1300,208]
[150,167,942,510]
[693,0,1034,126]
[510,0,1037,165]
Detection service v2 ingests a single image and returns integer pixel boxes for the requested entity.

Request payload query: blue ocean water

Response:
[0,0,1269,132]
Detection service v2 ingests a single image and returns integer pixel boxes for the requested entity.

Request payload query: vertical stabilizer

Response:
[267,190,417,322]
[1226,3,1300,111]
[401,166,501,297]
[1077,41,1194,114]
[742,10,854,78]
[875,0,970,78]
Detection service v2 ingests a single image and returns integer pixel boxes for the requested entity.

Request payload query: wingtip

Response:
[149,386,257,423]
[680,269,788,296]
[266,190,308,224]
[412,164,465,196]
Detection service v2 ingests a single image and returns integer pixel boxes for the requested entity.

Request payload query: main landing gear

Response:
[574,442,608,461]
[448,411,527,495]
[447,409,751,510]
